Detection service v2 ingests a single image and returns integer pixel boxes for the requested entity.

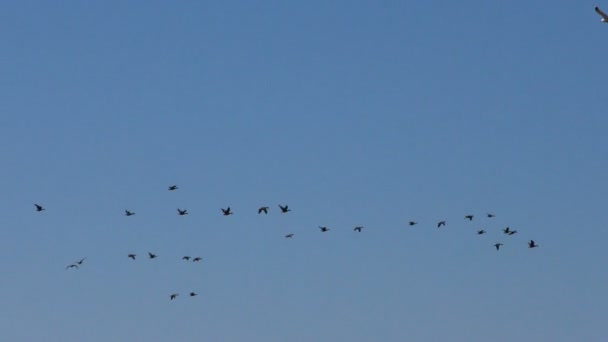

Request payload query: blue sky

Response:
[1,1,607,341]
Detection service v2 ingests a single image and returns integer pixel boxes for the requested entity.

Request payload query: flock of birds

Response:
[34,183,542,300]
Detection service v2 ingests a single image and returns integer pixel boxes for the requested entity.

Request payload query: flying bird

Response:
[34,204,45,212]
[278,204,291,213]
[507,230,518,236]
[494,243,503,251]
[285,233,294,238]
[502,227,511,234]
[182,256,191,261]
[354,226,363,232]
[596,6,608,22]
[190,292,197,297]
[437,221,446,228]
[319,226,330,232]
[168,185,178,191]
[128,254,136,260]
[193,257,202,262]
[170,293,179,300]
[487,213,495,218]
[177,208,188,216]
[258,206,269,214]
[221,207,233,216]
[65,264,79,270]
[76,258,86,265]
[477,230,486,235]
[148,252,157,259]
[408,221,417,226]
[528,240,539,248]
[465,215,474,221]
[125,210,135,216]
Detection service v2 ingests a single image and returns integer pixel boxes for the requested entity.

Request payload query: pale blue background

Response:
[1,1,607,341]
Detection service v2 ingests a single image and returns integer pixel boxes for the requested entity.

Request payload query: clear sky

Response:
[1,1,607,341]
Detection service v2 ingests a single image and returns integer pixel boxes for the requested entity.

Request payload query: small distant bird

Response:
[168,185,178,191]
[148,252,157,259]
[437,221,446,228]
[258,206,269,214]
[502,227,511,234]
[170,293,179,300]
[34,204,45,212]
[477,230,486,235]
[65,264,78,270]
[494,243,503,251]
[278,204,291,213]
[408,221,417,226]
[528,240,539,248]
[595,6,608,22]
[177,208,188,216]
[76,258,86,265]
[125,210,135,216]
[487,213,495,218]
[465,215,474,221]
[285,233,294,238]
[354,226,363,232]
[319,226,329,232]
[128,254,136,260]
[221,207,233,216]
[182,256,191,261]
[193,257,202,262]
[507,230,518,236]
[190,292,197,297]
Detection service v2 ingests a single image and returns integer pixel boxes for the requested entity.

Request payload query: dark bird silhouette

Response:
[285,233,294,238]
[170,293,178,300]
[125,210,135,216]
[494,243,503,251]
[477,230,486,235]
[528,240,539,248]
[596,6,608,22]
[437,221,446,228]
[76,258,86,265]
[34,204,45,212]
[487,213,495,218]
[182,256,191,261]
[502,227,511,234]
[193,257,202,262]
[177,208,188,216]
[507,230,518,236]
[354,226,363,232]
[409,221,417,226]
[319,226,330,232]
[148,252,157,259]
[278,204,291,213]
[258,206,269,214]
[465,215,474,221]
[128,254,136,260]
[168,185,178,191]
[190,292,197,297]
[65,264,78,270]
[221,207,233,216]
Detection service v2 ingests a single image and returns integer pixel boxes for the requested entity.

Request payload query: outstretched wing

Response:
[596,6,608,20]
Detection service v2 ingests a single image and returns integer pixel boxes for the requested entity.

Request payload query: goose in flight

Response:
[170,293,179,300]
[221,207,233,216]
[285,233,294,238]
[507,230,518,236]
[177,208,188,216]
[465,215,474,221]
[502,227,511,234]
[477,230,486,235]
[494,243,503,251]
[193,257,202,262]
[319,226,330,232]
[128,254,136,260]
[278,204,291,213]
[487,213,495,218]
[34,204,45,212]
[408,221,417,226]
[190,292,197,297]
[65,264,79,270]
[596,6,608,22]
[182,256,191,261]
[168,185,178,191]
[125,210,135,216]
[353,226,363,232]
[528,240,539,248]
[148,252,157,259]
[437,221,446,228]
[258,206,269,214]
[76,258,86,265]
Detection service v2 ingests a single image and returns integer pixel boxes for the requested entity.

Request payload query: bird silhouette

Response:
[258,206,269,214]
[487,213,495,218]
[34,204,45,212]
[125,210,135,216]
[182,256,191,261]
[285,233,294,238]
[437,221,446,228]
[596,6,608,22]
[408,221,417,226]
[193,257,202,262]
[177,208,188,216]
[502,227,511,234]
[477,230,486,235]
[128,254,136,260]
[528,240,539,248]
[148,252,157,259]
[170,294,178,300]
[168,185,178,191]
[507,230,518,236]
[278,204,291,213]
[494,243,503,251]
[65,264,78,270]
[319,226,329,232]
[465,215,474,221]
[221,207,233,216]
[354,226,363,232]
[190,292,197,297]
[76,258,86,265]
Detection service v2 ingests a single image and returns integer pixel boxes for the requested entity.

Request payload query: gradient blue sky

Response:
[1,1,607,341]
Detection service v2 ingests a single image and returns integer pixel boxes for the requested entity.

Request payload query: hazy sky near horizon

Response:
[1,2,607,341]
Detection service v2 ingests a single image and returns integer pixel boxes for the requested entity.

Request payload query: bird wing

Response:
[596,6,608,20]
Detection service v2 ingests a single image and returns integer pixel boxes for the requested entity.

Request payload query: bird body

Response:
[258,206,269,214]
[170,294,178,300]
[528,240,539,248]
[487,213,495,218]
[76,258,86,265]
[65,264,78,270]
[125,210,135,216]
[128,254,136,260]
[494,243,503,251]
[148,252,157,259]
[319,226,329,232]
[221,207,233,216]
[168,185,178,191]
[190,292,197,297]
[182,256,191,261]
[596,6,608,22]
[34,204,45,212]
[477,230,486,235]
[437,221,446,228]
[278,204,291,213]
[193,257,202,262]
[507,230,518,236]
[285,233,294,238]
[465,215,474,221]
[502,227,511,234]
[408,221,417,226]
[354,226,363,232]
[177,208,188,216]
